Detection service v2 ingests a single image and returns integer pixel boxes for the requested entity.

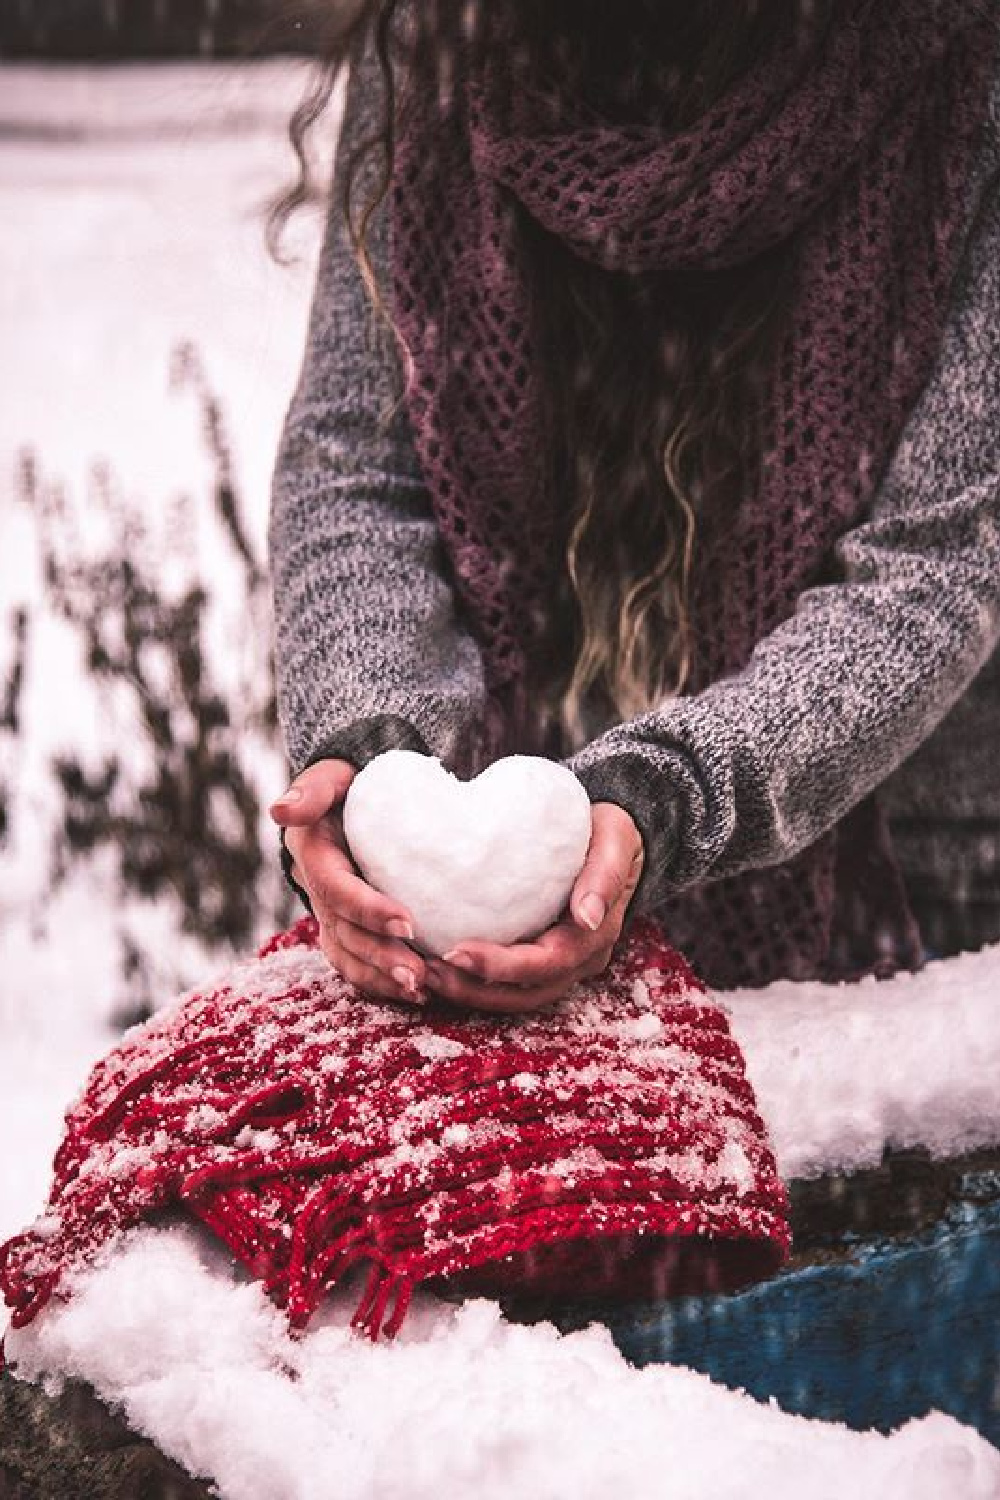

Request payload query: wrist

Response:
[570,752,680,919]
[293,715,431,779]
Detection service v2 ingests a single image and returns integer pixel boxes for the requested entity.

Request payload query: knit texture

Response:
[0,919,788,1343]
[269,14,1000,989]
[387,0,998,985]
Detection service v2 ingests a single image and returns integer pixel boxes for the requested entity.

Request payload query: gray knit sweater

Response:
[269,30,1000,961]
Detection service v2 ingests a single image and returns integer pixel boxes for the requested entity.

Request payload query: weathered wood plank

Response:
[786,1145,1000,1252]
[540,1147,1000,1443]
[0,1370,213,1499]
[599,1199,1000,1444]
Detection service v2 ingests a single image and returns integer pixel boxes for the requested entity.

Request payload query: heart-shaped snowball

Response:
[342,751,593,956]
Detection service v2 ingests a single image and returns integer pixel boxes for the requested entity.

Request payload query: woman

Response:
[269,0,1000,1007]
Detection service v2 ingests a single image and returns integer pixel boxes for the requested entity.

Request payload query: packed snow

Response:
[2,60,1000,1500]
[725,938,1000,1179]
[8,1225,1000,1500]
[343,751,593,954]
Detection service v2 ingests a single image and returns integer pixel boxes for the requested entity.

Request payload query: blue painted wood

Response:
[590,1200,1000,1444]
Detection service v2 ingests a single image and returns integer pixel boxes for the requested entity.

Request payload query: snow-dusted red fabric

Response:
[0,918,788,1343]
[389,0,999,985]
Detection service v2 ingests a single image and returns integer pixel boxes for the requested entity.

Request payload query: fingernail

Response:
[442,950,478,973]
[577,893,607,931]
[271,786,303,808]
[392,965,418,994]
[387,918,415,942]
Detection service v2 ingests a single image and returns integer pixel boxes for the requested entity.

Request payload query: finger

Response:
[442,921,593,987]
[293,826,415,939]
[270,759,356,827]
[335,917,426,997]
[576,942,618,981]
[285,848,305,889]
[424,959,578,1015]
[321,927,425,1007]
[571,802,644,932]
[281,822,322,882]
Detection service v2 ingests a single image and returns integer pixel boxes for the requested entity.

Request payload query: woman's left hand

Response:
[424,802,644,1014]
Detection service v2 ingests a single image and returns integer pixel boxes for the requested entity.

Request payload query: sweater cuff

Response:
[291,713,432,778]
[280,714,433,912]
[569,751,681,921]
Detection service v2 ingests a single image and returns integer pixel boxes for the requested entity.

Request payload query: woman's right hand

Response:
[269,760,426,1005]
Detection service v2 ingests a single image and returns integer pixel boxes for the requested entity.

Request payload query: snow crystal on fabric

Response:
[0,918,788,1341]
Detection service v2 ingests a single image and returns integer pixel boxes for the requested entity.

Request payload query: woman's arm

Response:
[440,144,1000,1006]
[569,98,1000,915]
[268,26,489,1003]
[268,25,486,782]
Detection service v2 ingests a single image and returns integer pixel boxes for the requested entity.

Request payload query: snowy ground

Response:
[1,62,999,1500]
[0,61,330,534]
[9,1226,1000,1500]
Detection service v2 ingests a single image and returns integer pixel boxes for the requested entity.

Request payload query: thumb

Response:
[269,758,356,827]
[570,802,644,932]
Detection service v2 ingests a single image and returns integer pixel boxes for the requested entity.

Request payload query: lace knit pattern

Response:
[387,0,998,984]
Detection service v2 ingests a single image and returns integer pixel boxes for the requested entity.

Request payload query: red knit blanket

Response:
[0,918,788,1342]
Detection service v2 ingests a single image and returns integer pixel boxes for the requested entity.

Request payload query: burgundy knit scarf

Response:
[389,0,999,987]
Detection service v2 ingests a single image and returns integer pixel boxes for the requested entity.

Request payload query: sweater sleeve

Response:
[268,25,486,780]
[569,87,1000,914]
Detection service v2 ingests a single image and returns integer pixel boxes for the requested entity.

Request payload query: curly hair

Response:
[270,0,831,750]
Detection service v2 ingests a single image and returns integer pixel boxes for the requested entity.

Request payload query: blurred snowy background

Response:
[0,11,339,1238]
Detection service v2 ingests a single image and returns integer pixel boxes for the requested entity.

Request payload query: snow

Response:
[8,1225,1000,1500]
[343,751,593,955]
[0,61,328,529]
[724,939,1000,1179]
[3,60,1000,1500]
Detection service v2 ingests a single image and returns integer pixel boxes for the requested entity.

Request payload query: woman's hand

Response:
[270,760,427,1006]
[424,802,644,1014]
